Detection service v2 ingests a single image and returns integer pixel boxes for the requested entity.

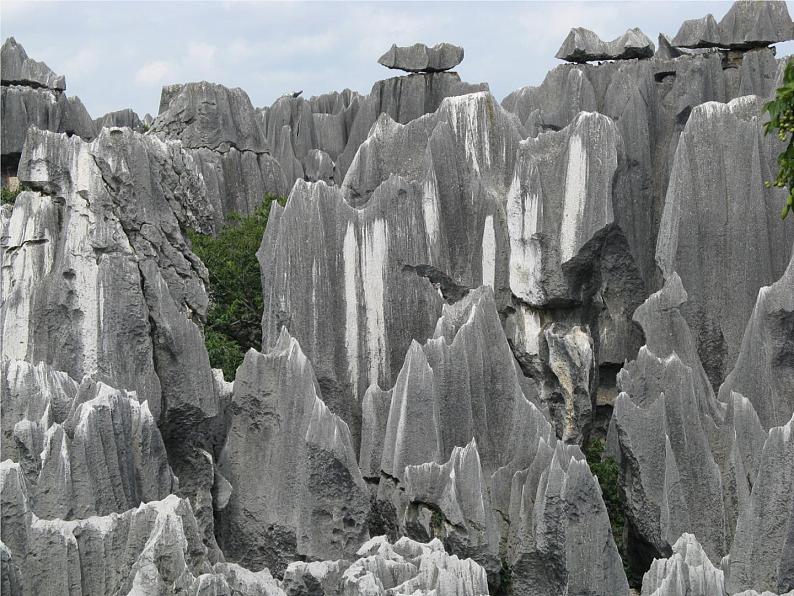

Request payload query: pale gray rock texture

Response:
[556,27,655,63]
[641,533,725,596]
[340,535,490,596]
[1,360,175,521]
[725,412,794,595]
[1,37,65,90]
[673,0,794,49]
[672,14,723,48]
[152,81,268,153]
[93,107,143,132]
[718,246,794,429]
[378,42,464,72]
[1,38,96,174]
[9,128,217,426]
[2,493,215,595]
[151,81,287,221]
[369,287,627,593]
[502,38,784,292]
[656,96,794,389]
[217,330,370,575]
[1,86,97,160]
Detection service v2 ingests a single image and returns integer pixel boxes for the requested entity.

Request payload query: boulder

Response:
[556,27,655,63]
[378,42,465,73]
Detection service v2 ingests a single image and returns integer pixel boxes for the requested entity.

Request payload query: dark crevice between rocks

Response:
[402,262,470,303]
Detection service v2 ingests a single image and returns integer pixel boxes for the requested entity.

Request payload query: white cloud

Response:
[187,41,217,63]
[64,47,100,77]
[135,60,174,85]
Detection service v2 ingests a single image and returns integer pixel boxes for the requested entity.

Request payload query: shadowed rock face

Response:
[3,2,794,594]
[216,330,370,575]
[378,43,465,73]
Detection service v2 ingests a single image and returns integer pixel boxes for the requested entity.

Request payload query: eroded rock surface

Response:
[378,42,465,73]
[556,27,655,63]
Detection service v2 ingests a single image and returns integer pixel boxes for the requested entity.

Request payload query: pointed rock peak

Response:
[672,13,722,48]
[1,36,65,90]
[378,42,464,73]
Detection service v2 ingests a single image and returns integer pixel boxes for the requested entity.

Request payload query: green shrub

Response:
[584,438,627,567]
[763,59,794,220]
[1,185,23,205]
[188,194,287,379]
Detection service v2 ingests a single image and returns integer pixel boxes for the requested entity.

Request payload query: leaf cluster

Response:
[763,59,794,219]
[187,194,287,379]
[584,438,628,572]
[1,185,24,205]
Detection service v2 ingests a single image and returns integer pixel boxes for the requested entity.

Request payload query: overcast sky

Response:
[3,1,793,119]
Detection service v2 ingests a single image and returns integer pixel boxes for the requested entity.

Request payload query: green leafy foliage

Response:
[763,59,794,220]
[187,194,287,379]
[1,185,24,205]
[584,438,627,570]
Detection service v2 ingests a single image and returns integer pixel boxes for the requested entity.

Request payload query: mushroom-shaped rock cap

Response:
[378,42,464,72]
[718,0,794,48]
[555,27,654,63]
[672,1,794,49]
[1,36,66,90]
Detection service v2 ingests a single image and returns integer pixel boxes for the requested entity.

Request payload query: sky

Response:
[2,1,793,119]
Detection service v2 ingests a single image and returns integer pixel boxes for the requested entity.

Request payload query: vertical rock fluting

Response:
[2,1,794,593]
[216,330,370,575]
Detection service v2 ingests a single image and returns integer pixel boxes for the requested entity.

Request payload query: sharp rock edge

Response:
[2,3,794,593]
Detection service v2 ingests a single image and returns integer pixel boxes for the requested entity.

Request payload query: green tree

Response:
[764,59,794,220]
[1,185,24,205]
[584,438,628,574]
[188,194,287,379]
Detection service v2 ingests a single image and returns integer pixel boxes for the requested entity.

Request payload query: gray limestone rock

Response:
[217,330,370,575]
[641,533,725,596]
[11,128,217,427]
[656,96,794,389]
[8,495,215,595]
[673,1,794,50]
[718,246,794,429]
[718,0,794,49]
[340,535,490,596]
[1,86,97,160]
[303,148,335,184]
[612,277,728,562]
[378,43,464,73]
[1,37,65,90]
[94,107,143,132]
[541,323,595,443]
[152,81,268,153]
[725,412,794,594]
[672,14,722,49]
[556,27,655,63]
[506,442,629,596]
[152,82,287,220]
